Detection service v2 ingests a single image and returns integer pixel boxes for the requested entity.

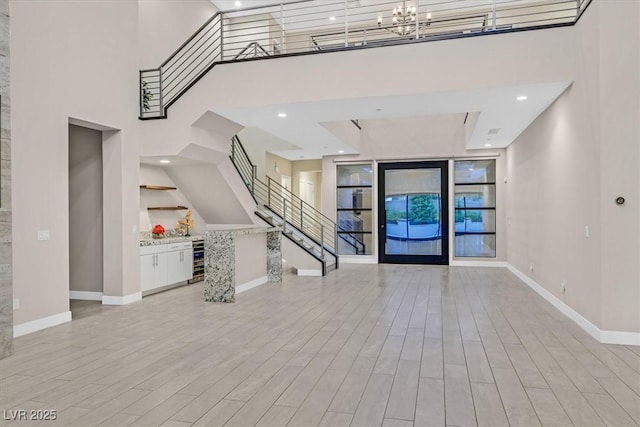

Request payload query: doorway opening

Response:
[68,124,104,317]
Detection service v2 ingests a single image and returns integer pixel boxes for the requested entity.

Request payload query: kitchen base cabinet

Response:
[140,242,193,295]
[166,243,193,285]
[140,245,168,292]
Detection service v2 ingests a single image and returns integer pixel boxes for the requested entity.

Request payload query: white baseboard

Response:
[14,311,72,337]
[69,291,103,301]
[505,263,640,346]
[236,276,269,294]
[297,269,322,277]
[101,292,142,305]
[450,260,509,268]
[340,256,378,264]
[600,330,640,346]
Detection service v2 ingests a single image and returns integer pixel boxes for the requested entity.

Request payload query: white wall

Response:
[265,152,292,184]
[506,0,639,334]
[597,0,640,334]
[138,0,218,68]
[69,125,103,294]
[164,163,253,225]
[292,159,322,210]
[11,0,140,325]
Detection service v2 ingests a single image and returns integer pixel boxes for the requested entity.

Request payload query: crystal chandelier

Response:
[378,1,417,36]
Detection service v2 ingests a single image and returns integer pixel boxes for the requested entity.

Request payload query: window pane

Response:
[337,187,372,209]
[455,234,496,257]
[338,210,372,233]
[454,210,496,233]
[455,184,496,208]
[337,164,372,186]
[454,159,496,183]
[338,232,373,255]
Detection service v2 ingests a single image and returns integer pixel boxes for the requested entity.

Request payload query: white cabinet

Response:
[140,241,193,294]
[166,242,193,285]
[140,244,168,292]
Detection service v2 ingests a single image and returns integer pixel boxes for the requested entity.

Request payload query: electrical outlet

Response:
[13,299,19,310]
[560,280,566,293]
[37,230,50,241]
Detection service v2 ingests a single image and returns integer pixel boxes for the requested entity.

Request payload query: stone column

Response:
[266,230,282,283]
[0,0,12,359]
[204,228,281,303]
[204,230,236,303]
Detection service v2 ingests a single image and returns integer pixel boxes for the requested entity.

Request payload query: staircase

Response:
[229,136,339,276]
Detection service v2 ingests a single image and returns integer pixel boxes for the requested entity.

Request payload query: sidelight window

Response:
[454,160,496,257]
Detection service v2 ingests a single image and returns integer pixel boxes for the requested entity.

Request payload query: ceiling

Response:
[213,82,571,160]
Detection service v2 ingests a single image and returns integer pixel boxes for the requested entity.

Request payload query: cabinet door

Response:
[166,250,184,285]
[153,252,168,288]
[140,253,156,291]
[183,248,194,280]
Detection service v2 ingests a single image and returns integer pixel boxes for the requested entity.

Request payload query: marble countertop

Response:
[206,225,280,235]
[139,235,204,246]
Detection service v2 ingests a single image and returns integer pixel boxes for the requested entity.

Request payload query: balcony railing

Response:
[139,0,592,119]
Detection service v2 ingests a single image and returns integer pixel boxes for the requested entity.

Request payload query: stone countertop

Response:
[205,226,280,236]
[139,235,204,246]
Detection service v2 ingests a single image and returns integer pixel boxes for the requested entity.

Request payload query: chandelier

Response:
[379,1,416,36]
[377,2,432,36]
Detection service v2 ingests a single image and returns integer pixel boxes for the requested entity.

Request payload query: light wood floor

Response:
[1,265,639,427]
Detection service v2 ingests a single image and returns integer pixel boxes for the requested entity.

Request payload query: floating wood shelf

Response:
[140,185,177,190]
[147,206,188,211]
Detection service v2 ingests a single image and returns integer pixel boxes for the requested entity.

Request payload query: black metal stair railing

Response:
[230,136,352,270]
[139,0,592,120]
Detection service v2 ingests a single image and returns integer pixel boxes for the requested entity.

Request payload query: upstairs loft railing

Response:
[139,0,593,119]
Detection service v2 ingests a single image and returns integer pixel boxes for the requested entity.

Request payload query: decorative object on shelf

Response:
[176,209,195,237]
[152,224,165,238]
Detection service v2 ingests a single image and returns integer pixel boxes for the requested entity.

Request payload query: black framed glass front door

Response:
[378,161,449,265]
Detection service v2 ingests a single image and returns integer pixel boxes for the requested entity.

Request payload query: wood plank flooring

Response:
[1,265,639,427]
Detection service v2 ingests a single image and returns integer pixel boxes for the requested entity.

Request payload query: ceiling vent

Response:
[488,128,501,135]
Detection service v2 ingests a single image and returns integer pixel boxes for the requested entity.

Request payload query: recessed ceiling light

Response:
[160,159,171,164]
[338,150,345,154]
[277,112,287,118]
[329,16,336,21]
[484,143,492,147]
[517,95,528,101]
[234,1,241,7]
[468,168,474,171]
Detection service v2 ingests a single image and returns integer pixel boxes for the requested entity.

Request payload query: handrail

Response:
[139,0,591,119]
[230,136,341,258]
[161,12,223,68]
[231,136,365,256]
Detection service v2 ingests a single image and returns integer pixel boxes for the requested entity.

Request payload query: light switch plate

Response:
[37,230,50,241]
[13,299,19,310]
